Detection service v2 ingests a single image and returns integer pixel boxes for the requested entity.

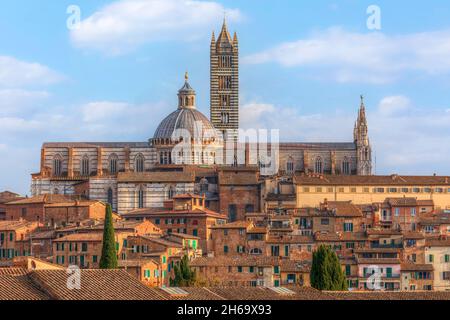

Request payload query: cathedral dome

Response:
[153,107,217,142]
[151,73,219,144]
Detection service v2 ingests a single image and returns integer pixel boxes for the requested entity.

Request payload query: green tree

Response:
[99,204,118,269]
[170,255,197,287]
[310,245,348,291]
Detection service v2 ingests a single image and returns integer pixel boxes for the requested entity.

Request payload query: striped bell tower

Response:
[210,18,239,142]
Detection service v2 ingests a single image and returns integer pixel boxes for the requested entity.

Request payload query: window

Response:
[53,155,63,176]
[193,229,198,237]
[321,218,329,225]
[342,157,350,175]
[109,154,118,174]
[223,229,228,236]
[137,187,144,209]
[168,186,175,199]
[107,188,114,206]
[81,243,88,252]
[135,154,145,172]
[249,266,254,273]
[249,248,262,255]
[445,254,450,263]
[286,157,294,174]
[81,155,90,176]
[271,245,280,257]
[345,265,351,276]
[237,266,243,273]
[284,245,289,257]
[401,188,409,193]
[228,204,237,222]
[429,254,434,263]
[395,208,400,216]
[273,266,280,274]
[346,242,355,249]
[389,188,398,193]
[224,245,229,253]
[412,187,421,193]
[411,208,416,216]
[314,157,323,174]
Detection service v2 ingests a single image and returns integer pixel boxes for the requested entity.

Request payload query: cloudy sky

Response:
[1,0,450,195]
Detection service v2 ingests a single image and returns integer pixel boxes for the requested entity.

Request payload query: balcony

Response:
[370,243,403,249]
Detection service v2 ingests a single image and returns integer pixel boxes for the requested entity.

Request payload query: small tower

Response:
[354,95,372,175]
[178,72,196,109]
[210,18,239,141]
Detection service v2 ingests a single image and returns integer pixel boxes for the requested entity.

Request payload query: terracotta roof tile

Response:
[0,274,49,300]
[29,270,165,300]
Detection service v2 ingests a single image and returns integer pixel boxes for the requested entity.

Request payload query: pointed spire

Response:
[185,71,189,82]
[217,15,232,44]
[211,31,215,43]
[233,31,238,43]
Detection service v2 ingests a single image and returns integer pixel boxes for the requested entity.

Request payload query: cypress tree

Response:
[310,245,347,291]
[170,255,197,287]
[99,204,118,269]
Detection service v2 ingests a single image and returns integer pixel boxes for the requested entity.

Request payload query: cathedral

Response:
[30,20,372,214]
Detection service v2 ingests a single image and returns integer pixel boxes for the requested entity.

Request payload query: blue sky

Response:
[1,0,450,195]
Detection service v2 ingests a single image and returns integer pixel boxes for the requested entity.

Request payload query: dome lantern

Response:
[178,71,196,109]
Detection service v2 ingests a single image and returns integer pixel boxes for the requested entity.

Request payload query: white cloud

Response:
[0,89,50,116]
[377,95,411,116]
[0,56,63,87]
[71,0,242,55]
[243,27,450,83]
[81,101,130,122]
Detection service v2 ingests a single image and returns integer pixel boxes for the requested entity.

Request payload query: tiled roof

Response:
[0,275,49,300]
[279,260,311,272]
[0,220,36,231]
[191,256,279,267]
[117,172,195,183]
[0,267,28,276]
[210,221,252,229]
[314,232,367,242]
[266,235,314,244]
[125,207,227,219]
[325,201,363,217]
[265,193,296,202]
[157,287,225,300]
[385,197,419,207]
[294,174,450,186]
[29,270,165,300]
[403,231,425,240]
[53,233,103,242]
[5,194,72,205]
[44,200,101,208]
[425,238,450,247]
[325,291,450,300]
[168,232,200,240]
[419,212,450,225]
[218,171,259,185]
[401,263,434,272]
[139,235,182,248]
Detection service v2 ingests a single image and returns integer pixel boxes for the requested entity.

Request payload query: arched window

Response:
[249,248,262,255]
[81,155,90,176]
[314,157,323,174]
[286,157,294,174]
[135,154,145,173]
[342,157,350,175]
[107,187,113,206]
[53,155,63,176]
[53,188,59,195]
[137,187,144,209]
[109,154,118,174]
